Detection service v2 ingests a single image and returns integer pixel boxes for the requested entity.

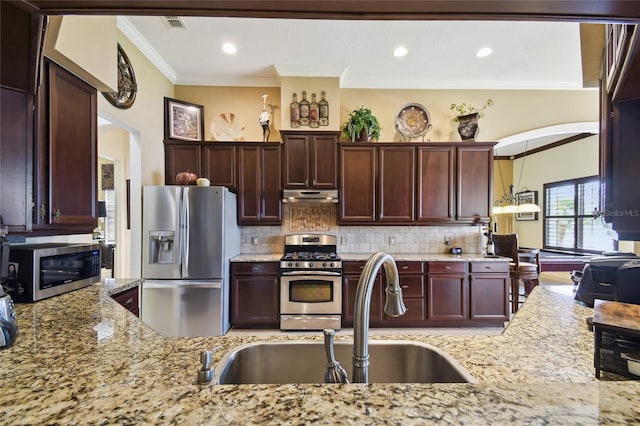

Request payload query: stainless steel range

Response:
[280,234,342,330]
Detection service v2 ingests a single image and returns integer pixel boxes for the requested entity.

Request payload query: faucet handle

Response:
[323,329,349,384]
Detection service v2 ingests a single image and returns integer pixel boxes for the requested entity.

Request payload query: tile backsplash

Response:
[240,205,484,254]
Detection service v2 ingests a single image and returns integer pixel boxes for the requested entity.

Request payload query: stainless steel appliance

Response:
[141,185,240,337]
[280,234,342,330]
[7,243,101,302]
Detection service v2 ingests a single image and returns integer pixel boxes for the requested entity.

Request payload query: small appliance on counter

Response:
[574,251,640,307]
[1,227,18,349]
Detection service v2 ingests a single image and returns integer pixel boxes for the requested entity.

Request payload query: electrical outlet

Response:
[340,236,347,245]
[444,236,451,246]
[251,236,258,245]
[389,236,396,245]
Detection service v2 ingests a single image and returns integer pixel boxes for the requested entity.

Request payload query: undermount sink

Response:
[216,340,477,384]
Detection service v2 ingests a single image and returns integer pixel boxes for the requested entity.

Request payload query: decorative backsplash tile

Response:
[240,205,483,254]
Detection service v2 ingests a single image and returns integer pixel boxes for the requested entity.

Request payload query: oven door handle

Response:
[280,270,342,277]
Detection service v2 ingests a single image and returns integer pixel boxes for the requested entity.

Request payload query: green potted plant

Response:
[341,106,381,142]
[448,99,493,141]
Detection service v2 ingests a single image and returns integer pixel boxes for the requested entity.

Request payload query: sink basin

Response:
[216,340,477,384]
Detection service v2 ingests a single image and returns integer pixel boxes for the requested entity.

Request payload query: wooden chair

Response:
[492,233,540,313]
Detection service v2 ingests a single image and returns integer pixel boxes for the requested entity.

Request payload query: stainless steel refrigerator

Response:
[141,185,240,337]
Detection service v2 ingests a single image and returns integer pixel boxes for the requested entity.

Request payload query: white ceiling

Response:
[119,16,598,153]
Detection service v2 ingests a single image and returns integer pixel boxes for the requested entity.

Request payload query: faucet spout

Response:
[352,252,407,383]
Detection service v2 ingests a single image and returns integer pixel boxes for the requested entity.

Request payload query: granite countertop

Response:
[231,253,509,262]
[1,280,639,424]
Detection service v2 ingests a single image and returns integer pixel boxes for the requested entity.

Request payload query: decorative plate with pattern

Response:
[395,103,432,140]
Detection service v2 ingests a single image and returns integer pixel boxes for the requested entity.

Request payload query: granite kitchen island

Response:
[0,278,639,425]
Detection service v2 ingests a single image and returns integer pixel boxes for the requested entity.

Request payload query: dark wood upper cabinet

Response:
[237,144,282,225]
[281,130,338,189]
[378,145,415,222]
[339,145,377,222]
[456,145,493,222]
[34,59,97,232]
[164,141,201,184]
[417,145,455,222]
[202,143,237,190]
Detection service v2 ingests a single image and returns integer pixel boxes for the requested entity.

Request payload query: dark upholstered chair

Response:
[492,233,540,313]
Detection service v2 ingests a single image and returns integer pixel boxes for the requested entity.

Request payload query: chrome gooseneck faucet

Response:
[352,252,407,383]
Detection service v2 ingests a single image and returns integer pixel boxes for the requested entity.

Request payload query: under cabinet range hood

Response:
[282,189,339,204]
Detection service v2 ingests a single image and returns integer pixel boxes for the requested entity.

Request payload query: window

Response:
[544,176,615,253]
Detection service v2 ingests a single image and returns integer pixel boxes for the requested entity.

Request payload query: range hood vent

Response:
[282,189,339,204]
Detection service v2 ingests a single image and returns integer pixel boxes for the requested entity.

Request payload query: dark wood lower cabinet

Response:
[231,262,280,328]
[111,286,140,317]
[343,260,508,328]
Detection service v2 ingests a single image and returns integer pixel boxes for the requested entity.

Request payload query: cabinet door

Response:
[417,146,454,222]
[36,60,97,230]
[457,145,492,222]
[0,88,32,233]
[260,145,282,224]
[310,133,338,188]
[231,275,279,328]
[237,145,282,225]
[164,142,201,185]
[202,144,236,190]
[427,274,468,321]
[282,133,309,188]
[378,146,415,222]
[342,273,383,327]
[339,146,376,223]
[468,274,509,321]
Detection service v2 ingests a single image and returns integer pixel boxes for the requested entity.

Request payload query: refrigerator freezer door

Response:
[142,186,183,279]
[140,280,229,337]
[182,187,225,279]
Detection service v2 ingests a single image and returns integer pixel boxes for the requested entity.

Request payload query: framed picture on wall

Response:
[515,190,539,221]
[164,97,204,141]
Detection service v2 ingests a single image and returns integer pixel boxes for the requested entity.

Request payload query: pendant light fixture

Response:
[493,141,541,215]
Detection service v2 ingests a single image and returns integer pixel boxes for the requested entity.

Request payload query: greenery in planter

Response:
[449,99,494,122]
[341,106,381,141]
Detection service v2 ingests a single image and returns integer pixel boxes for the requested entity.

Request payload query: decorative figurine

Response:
[258,94,271,142]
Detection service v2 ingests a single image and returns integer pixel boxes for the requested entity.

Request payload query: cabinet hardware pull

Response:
[39,205,46,220]
[54,209,61,220]
[401,266,409,270]
[125,298,133,305]
[252,267,259,272]
[485,266,492,269]
[401,285,408,289]
[312,179,316,186]
[444,266,452,270]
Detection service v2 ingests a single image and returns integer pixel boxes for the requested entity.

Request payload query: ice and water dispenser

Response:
[149,231,176,264]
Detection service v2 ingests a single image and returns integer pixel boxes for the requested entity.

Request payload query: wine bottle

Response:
[319,91,329,126]
[290,93,300,128]
[299,90,310,126]
[309,93,320,128]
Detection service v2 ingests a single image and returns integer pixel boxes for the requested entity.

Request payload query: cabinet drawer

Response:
[428,262,467,273]
[343,262,367,274]
[232,262,280,275]
[112,286,139,311]
[398,275,424,298]
[470,262,510,274]
[396,261,424,274]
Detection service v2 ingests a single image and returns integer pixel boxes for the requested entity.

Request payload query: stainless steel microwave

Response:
[8,243,101,302]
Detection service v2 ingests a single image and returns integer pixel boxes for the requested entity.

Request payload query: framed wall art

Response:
[164,97,204,141]
[515,190,539,221]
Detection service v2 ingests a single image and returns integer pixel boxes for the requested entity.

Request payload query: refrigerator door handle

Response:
[181,189,190,277]
[143,281,222,289]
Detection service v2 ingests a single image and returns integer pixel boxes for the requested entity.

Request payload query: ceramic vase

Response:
[457,112,480,141]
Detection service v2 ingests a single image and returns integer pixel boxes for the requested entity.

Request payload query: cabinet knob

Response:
[39,205,46,220]
[54,209,61,220]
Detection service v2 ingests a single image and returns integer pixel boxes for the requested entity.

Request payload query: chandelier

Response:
[492,141,541,215]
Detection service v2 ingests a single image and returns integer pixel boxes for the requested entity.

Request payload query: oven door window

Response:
[288,279,333,303]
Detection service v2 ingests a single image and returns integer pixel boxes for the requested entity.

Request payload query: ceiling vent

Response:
[161,16,187,30]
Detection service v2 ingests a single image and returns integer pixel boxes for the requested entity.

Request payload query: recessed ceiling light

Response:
[222,43,237,54]
[393,46,408,57]
[475,47,493,58]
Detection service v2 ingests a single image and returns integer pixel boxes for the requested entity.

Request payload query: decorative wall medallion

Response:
[102,43,137,109]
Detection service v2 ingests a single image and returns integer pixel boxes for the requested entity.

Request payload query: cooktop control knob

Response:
[309,262,314,268]
[287,262,293,267]
[295,262,300,267]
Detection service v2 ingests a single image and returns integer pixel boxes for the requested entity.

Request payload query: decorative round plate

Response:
[395,103,432,140]
[102,43,137,109]
[210,113,245,141]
